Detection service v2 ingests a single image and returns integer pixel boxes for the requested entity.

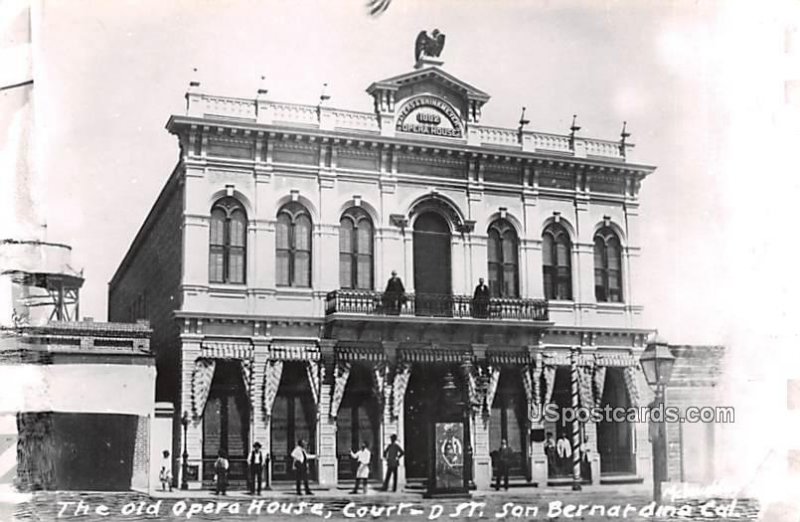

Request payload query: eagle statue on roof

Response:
[415,29,446,63]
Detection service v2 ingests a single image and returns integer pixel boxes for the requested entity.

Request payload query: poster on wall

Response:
[434,422,464,491]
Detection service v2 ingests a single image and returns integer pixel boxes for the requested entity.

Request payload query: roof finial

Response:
[569,114,581,150]
[620,121,631,159]
[189,67,200,88]
[319,82,331,105]
[518,107,530,130]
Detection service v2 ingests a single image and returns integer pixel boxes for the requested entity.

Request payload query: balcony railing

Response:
[325,290,548,322]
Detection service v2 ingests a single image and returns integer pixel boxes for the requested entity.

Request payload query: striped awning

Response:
[269,343,320,361]
[487,351,530,365]
[200,341,253,360]
[336,346,386,362]
[400,349,469,363]
[541,351,594,367]
[595,353,639,367]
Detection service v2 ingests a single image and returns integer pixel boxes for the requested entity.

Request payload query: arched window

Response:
[487,219,519,298]
[594,227,623,302]
[209,197,247,284]
[276,202,312,287]
[542,223,573,300]
[339,207,374,290]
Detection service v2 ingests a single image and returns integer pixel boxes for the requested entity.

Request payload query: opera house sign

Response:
[396,95,464,138]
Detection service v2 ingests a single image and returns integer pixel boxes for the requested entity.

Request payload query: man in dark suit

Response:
[472,277,490,318]
[248,442,265,495]
[383,270,406,315]
[494,439,513,491]
[380,434,405,492]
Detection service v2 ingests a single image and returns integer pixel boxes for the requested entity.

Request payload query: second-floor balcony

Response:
[325,290,548,322]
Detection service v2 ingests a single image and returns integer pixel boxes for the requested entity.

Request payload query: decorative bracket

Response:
[389,214,409,233]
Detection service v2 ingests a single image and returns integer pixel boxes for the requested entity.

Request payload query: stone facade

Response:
[109,55,658,491]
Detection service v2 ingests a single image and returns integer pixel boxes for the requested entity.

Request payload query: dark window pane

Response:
[357,221,373,254]
[556,241,570,267]
[356,254,372,289]
[295,251,311,287]
[209,250,224,283]
[488,263,502,298]
[488,230,501,263]
[504,265,518,297]
[542,234,553,266]
[295,215,312,251]
[229,249,245,284]
[210,210,225,246]
[502,231,517,262]
[543,268,554,300]
[276,215,291,249]
[230,210,246,247]
[340,254,352,289]
[339,219,353,253]
[276,251,290,286]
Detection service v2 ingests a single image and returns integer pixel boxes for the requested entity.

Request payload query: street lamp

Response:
[181,411,190,490]
[639,335,675,503]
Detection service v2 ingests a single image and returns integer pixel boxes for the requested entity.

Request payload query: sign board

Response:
[396,96,463,138]
[434,422,464,490]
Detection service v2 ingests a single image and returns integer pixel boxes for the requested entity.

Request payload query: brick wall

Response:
[109,167,184,404]
[665,345,725,484]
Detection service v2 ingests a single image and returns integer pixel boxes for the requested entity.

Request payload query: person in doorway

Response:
[159,450,173,492]
[381,434,404,492]
[494,439,513,491]
[213,450,229,495]
[350,442,372,493]
[291,439,314,495]
[557,432,572,476]
[382,270,406,315]
[248,441,265,495]
[544,432,557,477]
[472,277,490,318]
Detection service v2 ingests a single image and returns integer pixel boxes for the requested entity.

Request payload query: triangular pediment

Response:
[367,67,490,103]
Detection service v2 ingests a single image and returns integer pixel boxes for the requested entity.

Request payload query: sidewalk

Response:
[146,483,653,501]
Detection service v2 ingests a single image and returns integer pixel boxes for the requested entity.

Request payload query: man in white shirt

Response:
[556,433,572,475]
[248,441,265,495]
[349,442,372,494]
[291,439,314,495]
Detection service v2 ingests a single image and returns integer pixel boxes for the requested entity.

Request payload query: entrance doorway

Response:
[336,364,381,481]
[202,360,250,485]
[597,368,635,475]
[270,362,317,481]
[413,212,452,316]
[489,368,529,480]
[404,364,467,481]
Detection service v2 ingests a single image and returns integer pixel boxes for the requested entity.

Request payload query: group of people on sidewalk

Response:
[544,431,592,480]
[382,271,494,318]
[202,435,406,496]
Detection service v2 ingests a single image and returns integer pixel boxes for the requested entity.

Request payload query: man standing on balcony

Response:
[383,270,406,315]
[472,277,490,318]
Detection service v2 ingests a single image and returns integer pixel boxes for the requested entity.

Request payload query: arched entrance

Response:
[202,360,250,486]
[489,368,529,480]
[336,364,381,481]
[413,212,452,317]
[270,362,317,482]
[597,368,635,475]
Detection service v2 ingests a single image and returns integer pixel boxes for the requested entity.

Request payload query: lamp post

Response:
[639,335,676,503]
[181,411,189,490]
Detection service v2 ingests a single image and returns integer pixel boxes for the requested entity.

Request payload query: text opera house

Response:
[108,40,657,491]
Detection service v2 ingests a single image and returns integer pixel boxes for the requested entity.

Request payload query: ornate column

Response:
[252,337,270,484]
[381,342,402,488]
[470,344,492,490]
[317,339,338,488]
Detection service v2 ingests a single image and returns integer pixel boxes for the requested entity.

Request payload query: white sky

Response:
[32,0,798,338]
[23,0,800,495]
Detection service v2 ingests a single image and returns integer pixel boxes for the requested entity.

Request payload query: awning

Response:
[200,341,253,360]
[268,343,320,361]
